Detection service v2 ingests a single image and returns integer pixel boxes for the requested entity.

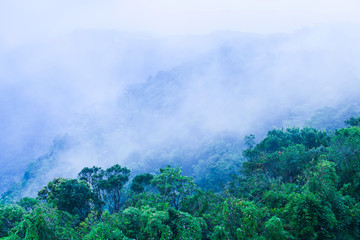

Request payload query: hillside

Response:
[2,26,360,195]
[1,118,360,239]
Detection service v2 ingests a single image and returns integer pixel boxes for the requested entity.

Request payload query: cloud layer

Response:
[1,1,360,194]
[1,0,360,46]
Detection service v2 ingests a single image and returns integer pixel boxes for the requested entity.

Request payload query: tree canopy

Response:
[2,117,360,239]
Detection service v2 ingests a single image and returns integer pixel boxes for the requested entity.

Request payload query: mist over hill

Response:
[1,25,360,196]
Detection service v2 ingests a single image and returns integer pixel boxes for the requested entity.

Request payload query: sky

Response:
[0,0,360,46]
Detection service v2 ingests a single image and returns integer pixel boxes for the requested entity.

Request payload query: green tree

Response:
[138,206,173,240]
[151,166,196,210]
[78,166,103,190]
[264,216,289,240]
[211,225,229,240]
[329,127,360,200]
[285,191,337,239]
[168,208,204,240]
[220,198,264,239]
[345,116,360,127]
[83,211,129,240]
[37,178,92,219]
[17,197,39,212]
[78,166,105,214]
[120,207,142,239]
[0,204,25,238]
[131,173,154,193]
[98,164,130,213]
[5,204,78,240]
[78,164,130,213]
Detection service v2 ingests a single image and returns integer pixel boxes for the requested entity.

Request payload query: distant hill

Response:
[1,25,360,195]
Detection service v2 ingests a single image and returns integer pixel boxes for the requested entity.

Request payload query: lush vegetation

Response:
[1,118,360,239]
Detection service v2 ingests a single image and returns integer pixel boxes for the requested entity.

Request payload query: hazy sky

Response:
[1,0,360,46]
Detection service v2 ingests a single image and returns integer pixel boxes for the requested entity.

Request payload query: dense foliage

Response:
[1,118,360,239]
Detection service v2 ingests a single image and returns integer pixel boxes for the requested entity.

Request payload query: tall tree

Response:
[98,164,130,213]
[38,178,92,219]
[151,166,196,210]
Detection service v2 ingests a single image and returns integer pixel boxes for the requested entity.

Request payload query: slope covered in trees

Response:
[2,26,360,197]
[1,118,360,239]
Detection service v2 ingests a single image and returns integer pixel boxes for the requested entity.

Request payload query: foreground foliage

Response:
[1,120,360,239]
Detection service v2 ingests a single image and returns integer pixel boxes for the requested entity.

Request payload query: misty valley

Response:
[1,25,360,239]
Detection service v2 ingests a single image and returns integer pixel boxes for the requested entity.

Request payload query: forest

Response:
[1,116,360,240]
[1,1,360,239]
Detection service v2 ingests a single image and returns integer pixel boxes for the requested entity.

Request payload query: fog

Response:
[1,1,360,195]
[1,0,360,46]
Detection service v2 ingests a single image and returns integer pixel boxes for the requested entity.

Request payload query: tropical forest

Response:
[1,115,360,239]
